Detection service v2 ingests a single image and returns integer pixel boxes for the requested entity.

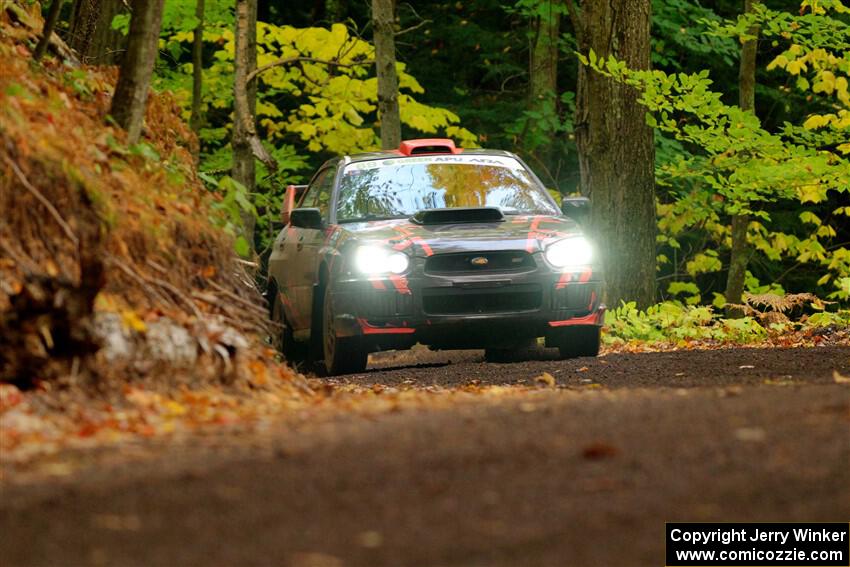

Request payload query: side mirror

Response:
[560,196,590,224]
[290,208,324,230]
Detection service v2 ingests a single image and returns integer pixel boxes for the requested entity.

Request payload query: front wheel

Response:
[555,326,601,359]
[321,285,368,375]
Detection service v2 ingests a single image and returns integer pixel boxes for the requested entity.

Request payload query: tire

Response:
[321,285,368,375]
[556,326,601,359]
[270,287,305,364]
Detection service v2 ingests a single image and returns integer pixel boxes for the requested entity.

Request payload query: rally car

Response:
[267,139,604,375]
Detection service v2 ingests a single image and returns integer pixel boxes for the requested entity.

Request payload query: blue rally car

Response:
[267,139,604,375]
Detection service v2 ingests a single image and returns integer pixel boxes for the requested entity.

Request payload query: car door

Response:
[274,169,326,331]
[268,185,307,321]
[288,165,337,332]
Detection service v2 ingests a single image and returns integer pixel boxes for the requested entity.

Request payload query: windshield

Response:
[336,155,558,222]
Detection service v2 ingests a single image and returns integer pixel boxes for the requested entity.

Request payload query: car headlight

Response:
[544,236,593,270]
[354,245,410,275]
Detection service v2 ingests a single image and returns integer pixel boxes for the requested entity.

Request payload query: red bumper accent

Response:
[547,307,605,328]
[357,318,416,335]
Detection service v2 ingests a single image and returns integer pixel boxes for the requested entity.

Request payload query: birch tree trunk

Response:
[110,0,165,145]
[372,0,401,150]
[570,0,656,308]
[725,0,760,313]
[232,0,281,251]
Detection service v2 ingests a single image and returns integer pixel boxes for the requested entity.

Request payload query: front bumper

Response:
[329,253,604,351]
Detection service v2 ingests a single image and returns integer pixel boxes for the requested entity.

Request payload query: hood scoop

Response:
[411,207,505,225]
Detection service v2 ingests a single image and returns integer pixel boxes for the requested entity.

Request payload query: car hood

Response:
[339,214,583,257]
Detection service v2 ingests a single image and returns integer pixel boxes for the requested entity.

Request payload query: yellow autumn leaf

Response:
[786,59,806,75]
[766,54,788,71]
[534,372,556,387]
[813,70,836,94]
[802,114,830,129]
[172,31,193,43]
[163,400,188,416]
[797,184,827,203]
[120,310,147,333]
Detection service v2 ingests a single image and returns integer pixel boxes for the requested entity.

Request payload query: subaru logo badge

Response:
[470,256,488,266]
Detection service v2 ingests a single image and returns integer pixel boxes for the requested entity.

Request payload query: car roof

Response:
[337,139,521,165]
[345,147,518,164]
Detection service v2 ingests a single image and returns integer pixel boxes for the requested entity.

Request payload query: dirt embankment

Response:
[0,5,305,398]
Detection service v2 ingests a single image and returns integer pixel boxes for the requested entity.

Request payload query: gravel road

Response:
[1,346,848,567]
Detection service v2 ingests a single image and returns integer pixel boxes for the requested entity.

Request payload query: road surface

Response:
[1,346,849,566]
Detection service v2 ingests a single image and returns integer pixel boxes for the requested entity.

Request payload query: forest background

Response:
[47,0,850,321]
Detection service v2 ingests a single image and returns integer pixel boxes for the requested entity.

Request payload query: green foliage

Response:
[113,0,849,300]
[578,0,850,303]
[201,174,255,257]
[142,3,479,252]
[604,301,768,343]
[667,281,701,304]
[651,0,738,70]
[604,298,850,345]
[161,18,477,157]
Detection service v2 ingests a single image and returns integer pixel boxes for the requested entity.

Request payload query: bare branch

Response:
[207,280,267,316]
[248,135,277,171]
[395,19,431,37]
[2,153,79,247]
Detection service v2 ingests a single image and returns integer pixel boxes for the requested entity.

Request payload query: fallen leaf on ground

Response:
[0,384,24,410]
[582,442,619,460]
[534,372,556,387]
[357,531,383,548]
[734,427,766,442]
[833,370,850,384]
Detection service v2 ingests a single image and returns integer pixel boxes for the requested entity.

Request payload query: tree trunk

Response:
[571,0,656,309]
[110,0,165,145]
[190,0,205,133]
[372,0,401,150]
[233,0,259,249]
[725,0,760,313]
[528,2,560,175]
[34,0,64,61]
[68,0,128,64]
[726,215,750,311]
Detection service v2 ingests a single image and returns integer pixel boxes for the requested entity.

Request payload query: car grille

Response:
[359,291,415,318]
[424,251,536,275]
[422,284,542,315]
[552,283,599,316]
